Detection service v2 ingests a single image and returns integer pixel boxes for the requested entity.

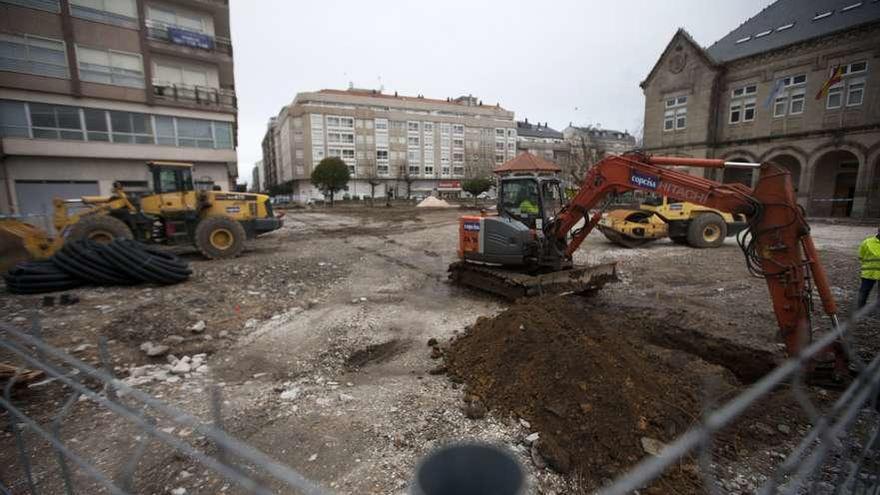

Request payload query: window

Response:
[408,136,420,146]
[843,61,867,75]
[408,121,420,132]
[787,90,805,115]
[423,122,433,132]
[495,128,505,137]
[374,118,388,130]
[339,117,354,129]
[408,150,420,163]
[30,103,83,140]
[110,111,153,143]
[0,0,60,12]
[452,152,464,162]
[155,115,175,145]
[827,85,843,109]
[495,142,505,151]
[452,124,464,135]
[153,62,210,88]
[424,165,434,175]
[847,78,865,107]
[84,108,110,141]
[311,114,323,129]
[777,22,795,31]
[176,118,214,148]
[76,46,144,88]
[771,74,807,118]
[70,0,138,27]
[495,154,505,163]
[453,138,464,148]
[376,150,388,160]
[729,85,757,124]
[0,101,29,137]
[148,6,208,33]
[409,164,420,175]
[214,122,233,149]
[664,95,687,131]
[0,33,68,78]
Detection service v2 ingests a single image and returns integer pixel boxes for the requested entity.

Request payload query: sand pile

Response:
[416,196,454,208]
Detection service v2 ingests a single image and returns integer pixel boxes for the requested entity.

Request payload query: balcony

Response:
[152,81,236,111]
[145,19,232,58]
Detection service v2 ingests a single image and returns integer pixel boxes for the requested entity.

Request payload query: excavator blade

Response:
[596,224,653,248]
[448,261,618,300]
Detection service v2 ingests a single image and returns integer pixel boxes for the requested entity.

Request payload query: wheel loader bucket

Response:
[0,219,59,272]
[449,261,618,300]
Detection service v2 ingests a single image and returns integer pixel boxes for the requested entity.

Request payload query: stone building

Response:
[261,115,278,190]
[267,88,517,202]
[561,124,636,186]
[642,0,880,218]
[0,0,238,216]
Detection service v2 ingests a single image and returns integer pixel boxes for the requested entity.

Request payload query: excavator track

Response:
[448,261,618,300]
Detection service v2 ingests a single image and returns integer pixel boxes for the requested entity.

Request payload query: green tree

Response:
[462,177,493,206]
[311,157,350,206]
[268,180,293,197]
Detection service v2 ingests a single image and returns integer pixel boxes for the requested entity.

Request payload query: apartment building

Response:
[268,88,517,201]
[515,119,569,163]
[642,0,880,218]
[0,0,237,216]
[250,159,263,192]
[261,115,278,190]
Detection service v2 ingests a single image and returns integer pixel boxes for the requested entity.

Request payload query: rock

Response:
[171,361,191,374]
[430,347,443,359]
[244,318,259,329]
[140,342,169,357]
[519,418,531,429]
[165,376,181,383]
[308,453,318,462]
[166,355,179,364]
[181,356,192,364]
[777,424,791,434]
[73,344,93,353]
[641,437,666,456]
[190,321,206,333]
[428,365,447,375]
[427,338,438,347]
[308,299,319,308]
[536,437,571,474]
[463,400,488,420]
[195,365,209,373]
[165,335,185,344]
[218,331,229,338]
[338,393,355,402]
[530,444,547,470]
[171,488,187,495]
[524,432,540,445]
[280,388,301,400]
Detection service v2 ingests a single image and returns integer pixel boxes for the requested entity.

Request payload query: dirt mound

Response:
[445,295,709,492]
[416,196,453,208]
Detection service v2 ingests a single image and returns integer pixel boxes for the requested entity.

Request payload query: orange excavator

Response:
[450,152,846,376]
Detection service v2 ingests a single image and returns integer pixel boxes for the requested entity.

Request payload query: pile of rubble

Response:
[124,352,210,386]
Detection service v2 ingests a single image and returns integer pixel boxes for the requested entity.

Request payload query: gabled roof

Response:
[516,120,563,140]
[707,0,880,63]
[640,28,717,89]
[494,152,561,174]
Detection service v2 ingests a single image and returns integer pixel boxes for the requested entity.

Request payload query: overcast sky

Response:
[231,0,772,183]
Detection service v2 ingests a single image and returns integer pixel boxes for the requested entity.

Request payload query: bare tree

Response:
[564,131,605,187]
[397,159,414,200]
[362,158,381,207]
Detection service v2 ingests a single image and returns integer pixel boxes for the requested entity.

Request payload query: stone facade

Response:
[642,24,880,218]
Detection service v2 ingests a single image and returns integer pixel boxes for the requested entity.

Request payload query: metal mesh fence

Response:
[2,300,880,494]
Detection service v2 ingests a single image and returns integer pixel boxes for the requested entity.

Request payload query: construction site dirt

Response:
[1,205,877,494]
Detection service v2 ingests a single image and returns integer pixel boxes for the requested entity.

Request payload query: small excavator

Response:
[450,152,846,375]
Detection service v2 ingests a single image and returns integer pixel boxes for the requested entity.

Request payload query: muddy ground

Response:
[1,205,877,494]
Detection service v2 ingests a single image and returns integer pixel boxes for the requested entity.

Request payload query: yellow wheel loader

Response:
[1,162,282,266]
[596,196,747,248]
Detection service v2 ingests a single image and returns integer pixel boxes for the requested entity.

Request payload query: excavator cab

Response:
[150,162,195,195]
[497,174,564,230]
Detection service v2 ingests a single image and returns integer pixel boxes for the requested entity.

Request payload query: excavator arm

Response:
[550,153,845,375]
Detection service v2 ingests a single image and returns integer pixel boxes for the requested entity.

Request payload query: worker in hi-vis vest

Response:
[858,226,880,310]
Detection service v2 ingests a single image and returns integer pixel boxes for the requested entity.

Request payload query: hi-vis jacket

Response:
[859,236,880,280]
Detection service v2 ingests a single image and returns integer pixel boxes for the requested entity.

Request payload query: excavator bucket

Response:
[448,261,618,300]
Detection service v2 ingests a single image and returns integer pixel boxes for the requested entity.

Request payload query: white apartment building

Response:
[268,88,517,201]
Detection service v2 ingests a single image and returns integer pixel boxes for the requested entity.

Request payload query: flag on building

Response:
[763,79,784,109]
[815,66,844,100]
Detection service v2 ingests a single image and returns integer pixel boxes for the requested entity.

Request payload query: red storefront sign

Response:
[438,180,461,190]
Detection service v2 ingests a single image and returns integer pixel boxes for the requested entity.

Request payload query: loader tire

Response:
[194,216,245,259]
[66,215,132,244]
[687,213,727,248]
